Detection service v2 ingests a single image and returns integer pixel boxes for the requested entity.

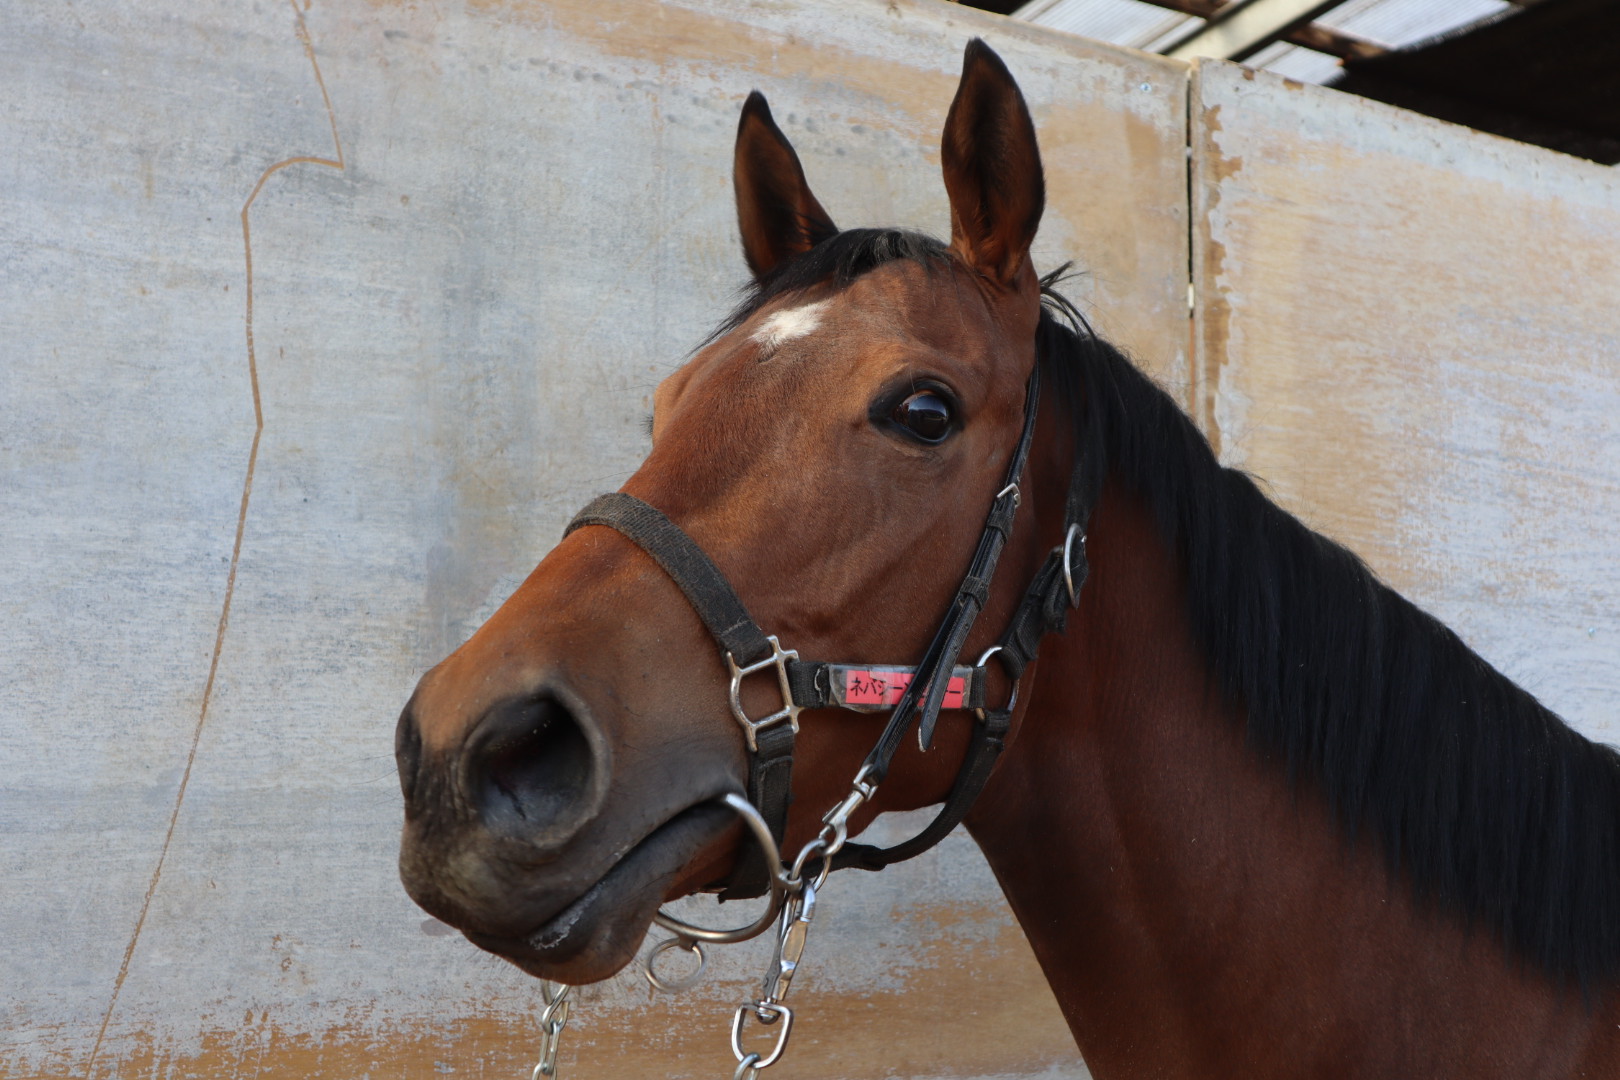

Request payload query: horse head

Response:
[395,39,1066,985]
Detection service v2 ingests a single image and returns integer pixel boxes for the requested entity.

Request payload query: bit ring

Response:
[650,792,787,945]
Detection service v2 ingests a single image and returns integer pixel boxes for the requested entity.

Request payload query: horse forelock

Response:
[706,228,953,348]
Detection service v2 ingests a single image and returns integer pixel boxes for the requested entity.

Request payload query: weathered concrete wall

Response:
[1,2,1190,1077]
[9,4,1618,1077]
[1191,62,1620,747]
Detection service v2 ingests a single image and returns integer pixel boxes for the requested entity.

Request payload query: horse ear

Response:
[733,91,839,278]
[941,39,1045,288]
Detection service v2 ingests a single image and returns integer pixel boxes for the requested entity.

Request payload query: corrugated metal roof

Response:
[1014,0,1513,84]
[1017,0,1197,50]
[1316,0,1511,48]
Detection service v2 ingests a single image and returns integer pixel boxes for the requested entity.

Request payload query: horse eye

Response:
[892,392,954,442]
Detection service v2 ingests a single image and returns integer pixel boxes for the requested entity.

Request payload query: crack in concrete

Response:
[84,3,345,1073]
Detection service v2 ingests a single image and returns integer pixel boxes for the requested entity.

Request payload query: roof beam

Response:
[1165,0,1347,61]
[1129,0,1223,18]
[1286,21,1386,60]
[1129,0,1387,59]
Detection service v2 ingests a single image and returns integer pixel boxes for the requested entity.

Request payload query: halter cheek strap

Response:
[564,364,1094,899]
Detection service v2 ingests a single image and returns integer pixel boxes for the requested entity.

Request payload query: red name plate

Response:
[842,667,968,709]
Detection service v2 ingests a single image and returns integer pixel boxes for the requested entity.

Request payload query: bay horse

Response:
[395,39,1620,1077]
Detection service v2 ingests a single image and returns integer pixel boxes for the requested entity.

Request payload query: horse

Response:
[394,39,1620,1078]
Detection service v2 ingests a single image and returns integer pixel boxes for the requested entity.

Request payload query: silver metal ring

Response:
[643,936,707,993]
[786,834,836,893]
[650,792,786,945]
[972,644,1019,720]
[1062,523,1085,608]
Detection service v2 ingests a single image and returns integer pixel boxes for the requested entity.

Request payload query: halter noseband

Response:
[565,362,1093,899]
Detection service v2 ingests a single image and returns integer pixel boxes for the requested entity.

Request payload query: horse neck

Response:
[964,480,1610,1078]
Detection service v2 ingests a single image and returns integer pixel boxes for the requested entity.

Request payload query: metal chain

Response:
[721,766,876,1078]
[531,981,572,1080]
[529,767,881,1079]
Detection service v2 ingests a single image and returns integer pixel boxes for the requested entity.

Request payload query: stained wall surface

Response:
[10,5,1620,1078]
[1,2,1190,1078]
[1191,62,1620,748]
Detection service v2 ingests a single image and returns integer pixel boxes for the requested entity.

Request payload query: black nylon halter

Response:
[565,362,1094,898]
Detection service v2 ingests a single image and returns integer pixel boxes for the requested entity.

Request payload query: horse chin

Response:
[460,799,735,984]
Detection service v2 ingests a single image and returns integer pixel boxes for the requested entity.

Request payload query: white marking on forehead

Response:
[752,299,832,355]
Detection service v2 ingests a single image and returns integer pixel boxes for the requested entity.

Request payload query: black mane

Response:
[1040,296,1620,993]
[717,228,1620,988]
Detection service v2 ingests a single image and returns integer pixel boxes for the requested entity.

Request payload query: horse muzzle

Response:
[394,670,743,981]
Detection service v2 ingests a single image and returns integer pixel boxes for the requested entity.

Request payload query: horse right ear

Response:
[733,91,839,278]
[941,39,1045,290]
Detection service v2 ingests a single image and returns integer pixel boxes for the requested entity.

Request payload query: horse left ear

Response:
[733,91,839,278]
[941,39,1045,289]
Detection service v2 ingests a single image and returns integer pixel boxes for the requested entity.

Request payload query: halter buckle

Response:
[727,635,803,752]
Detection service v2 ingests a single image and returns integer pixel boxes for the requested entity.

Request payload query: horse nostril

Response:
[466,694,596,841]
[395,700,425,809]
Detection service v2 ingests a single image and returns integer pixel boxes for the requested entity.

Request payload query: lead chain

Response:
[725,769,874,1078]
[531,981,572,1080]
[522,769,878,1080]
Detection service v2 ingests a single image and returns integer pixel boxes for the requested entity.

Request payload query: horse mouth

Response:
[461,797,736,979]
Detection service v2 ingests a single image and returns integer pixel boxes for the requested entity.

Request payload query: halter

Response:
[550,359,1096,1078]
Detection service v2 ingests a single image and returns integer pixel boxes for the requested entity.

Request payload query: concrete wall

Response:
[1191,62,1620,745]
[5,3,1618,1079]
[2,2,1187,1078]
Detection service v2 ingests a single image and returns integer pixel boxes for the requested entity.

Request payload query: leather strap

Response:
[832,707,1011,873]
[857,366,1043,781]
[719,721,795,900]
[560,361,1097,893]
[827,533,1088,875]
[566,494,790,899]
[566,494,772,667]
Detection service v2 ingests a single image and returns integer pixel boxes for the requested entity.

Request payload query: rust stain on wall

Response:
[1190,94,1241,458]
[1185,60,1620,746]
[1039,89,1190,385]
[98,904,1078,1079]
[436,0,952,134]
[360,0,1190,374]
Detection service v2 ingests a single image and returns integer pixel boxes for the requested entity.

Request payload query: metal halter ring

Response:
[1062,523,1086,608]
[972,645,1020,721]
[649,792,787,945]
[786,835,835,894]
[644,936,708,993]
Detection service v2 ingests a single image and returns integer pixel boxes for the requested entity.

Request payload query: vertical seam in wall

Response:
[83,3,345,1073]
[1184,63,1198,423]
